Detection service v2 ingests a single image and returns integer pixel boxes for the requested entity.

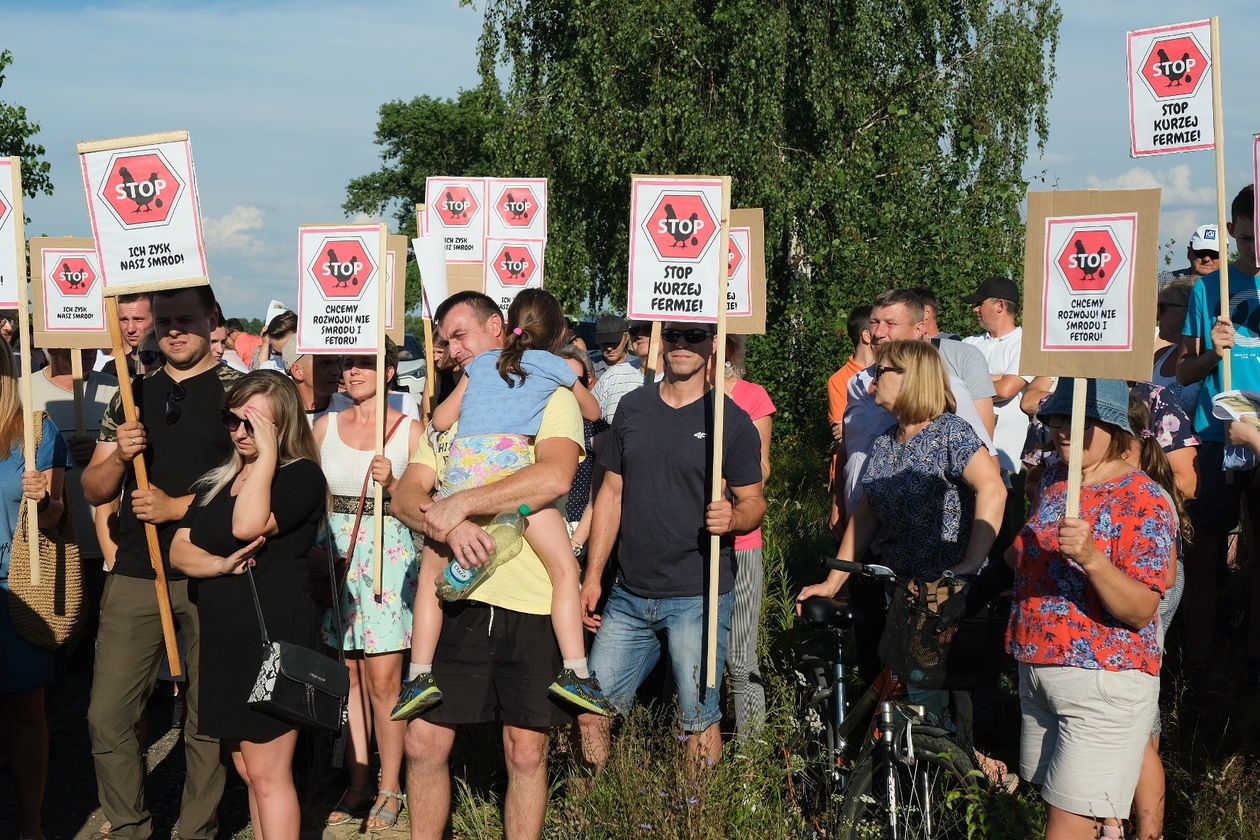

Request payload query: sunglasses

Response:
[873,365,903,382]
[1041,414,1097,431]
[660,328,714,344]
[165,381,186,425]
[1192,249,1219,260]
[139,349,165,368]
[221,409,254,437]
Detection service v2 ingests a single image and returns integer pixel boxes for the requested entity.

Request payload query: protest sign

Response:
[30,237,110,348]
[296,224,387,355]
[385,234,408,342]
[1127,20,1214,157]
[725,208,767,334]
[0,158,21,308]
[1021,189,1159,382]
[486,178,548,241]
[484,238,544,312]
[628,176,729,323]
[413,233,448,321]
[425,177,487,263]
[78,131,209,295]
[263,299,290,331]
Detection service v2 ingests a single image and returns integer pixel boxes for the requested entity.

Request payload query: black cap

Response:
[962,276,1019,306]
[595,315,630,344]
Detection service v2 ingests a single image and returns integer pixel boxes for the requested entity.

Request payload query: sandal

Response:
[327,786,374,826]
[367,789,406,831]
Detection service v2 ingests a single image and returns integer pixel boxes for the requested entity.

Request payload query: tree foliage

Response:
[348,0,1060,439]
[0,50,54,200]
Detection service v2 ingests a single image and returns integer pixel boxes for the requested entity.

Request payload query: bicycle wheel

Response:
[788,651,841,820]
[836,734,981,839]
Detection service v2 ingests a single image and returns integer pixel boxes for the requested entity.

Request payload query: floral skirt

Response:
[321,511,418,654]
[441,433,534,497]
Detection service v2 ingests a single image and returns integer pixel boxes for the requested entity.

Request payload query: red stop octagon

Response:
[51,256,97,296]
[1055,227,1125,294]
[727,234,745,279]
[491,244,538,287]
[493,185,539,229]
[643,192,719,262]
[99,150,183,228]
[308,238,375,300]
[1140,34,1209,99]
[0,191,10,232]
[433,185,480,227]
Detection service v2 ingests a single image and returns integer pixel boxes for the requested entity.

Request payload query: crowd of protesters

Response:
[0,183,1258,840]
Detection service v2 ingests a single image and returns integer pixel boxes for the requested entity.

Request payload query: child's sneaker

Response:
[390,672,443,721]
[548,668,615,716]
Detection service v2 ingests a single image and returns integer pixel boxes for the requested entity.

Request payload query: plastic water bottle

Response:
[436,505,530,601]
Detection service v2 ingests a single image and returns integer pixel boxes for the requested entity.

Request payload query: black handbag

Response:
[245,536,349,732]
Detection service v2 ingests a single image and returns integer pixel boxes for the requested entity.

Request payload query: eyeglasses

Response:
[138,349,165,368]
[1192,249,1219,260]
[221,409,254,437]
[873,365,903,381]
[165,381,186,425]
[0,316,15,326]
[660,328,714,344]
[1042,414,1097,431]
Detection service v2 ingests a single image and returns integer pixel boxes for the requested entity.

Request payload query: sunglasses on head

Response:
[660,328,713,344]
[165,381,186,425]
[221,409,254,437]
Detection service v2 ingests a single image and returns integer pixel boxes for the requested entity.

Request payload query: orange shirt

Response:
[828,356,865,425]
[234,333,263,370]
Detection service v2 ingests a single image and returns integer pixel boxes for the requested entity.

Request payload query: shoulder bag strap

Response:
[245,563,271,646]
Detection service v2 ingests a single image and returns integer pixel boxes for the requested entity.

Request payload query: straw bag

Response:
[6,411,84,650]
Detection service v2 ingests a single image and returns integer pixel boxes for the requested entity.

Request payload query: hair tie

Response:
[1139,428,1154,439]
[513,327,523,335]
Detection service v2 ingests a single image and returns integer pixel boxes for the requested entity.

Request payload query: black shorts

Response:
[1187,441,1260,534]
[423,600,572,729]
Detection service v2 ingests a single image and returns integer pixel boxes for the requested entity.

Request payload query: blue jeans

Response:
[588,585,734,732]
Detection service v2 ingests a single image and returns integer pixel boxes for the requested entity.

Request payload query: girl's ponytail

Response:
[496,288,566,385]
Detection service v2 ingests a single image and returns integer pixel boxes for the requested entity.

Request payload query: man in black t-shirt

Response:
[578,321,766,768]
[82,286,240,840]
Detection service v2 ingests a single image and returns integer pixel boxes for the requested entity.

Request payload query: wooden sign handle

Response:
[105,296,182,676]
[1064,378,1087,520]
[373,228,387,599]
[1210,17,1231,390]
[8,156,39,585]
[643,321,662,386]
[705,184,733,689]
[71,350,86,437]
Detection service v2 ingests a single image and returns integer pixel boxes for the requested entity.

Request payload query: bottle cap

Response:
[518,504,531,516]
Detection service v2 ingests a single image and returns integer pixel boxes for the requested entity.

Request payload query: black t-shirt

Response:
[599,383,763,598]
[99,364,243,580]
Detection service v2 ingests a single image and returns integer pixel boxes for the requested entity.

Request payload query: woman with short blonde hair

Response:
[875,339,956,423]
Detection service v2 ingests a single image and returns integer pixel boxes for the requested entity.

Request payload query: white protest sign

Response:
[413,235,448,321]
[486,178,548,241]
[33,239,108,345]
[263,299,290,330]
[0,158,19,308]
[77,131,209,294]
[1126,20,1214,157]
[725,226,752,317]
[425,177,487,263]
[296,224,385,355]
[628,176,727,323]
[484,238,544,312]
[1040,213,1138,352]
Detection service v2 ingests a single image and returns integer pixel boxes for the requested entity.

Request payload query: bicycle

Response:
[792,557,986,839]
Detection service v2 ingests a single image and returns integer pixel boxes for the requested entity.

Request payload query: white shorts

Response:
[1018,662,1159,819]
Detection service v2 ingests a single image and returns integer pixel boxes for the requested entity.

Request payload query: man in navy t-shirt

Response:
[578,321,766,767]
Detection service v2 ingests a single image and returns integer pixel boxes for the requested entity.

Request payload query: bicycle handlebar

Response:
[822,556,897,580]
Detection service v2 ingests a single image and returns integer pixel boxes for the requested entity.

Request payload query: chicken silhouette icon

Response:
[117,167,165,213]
[1156,49,1194,88]
[1073,239,1108,282]
[325,249,360,288]
[663,203,700,248]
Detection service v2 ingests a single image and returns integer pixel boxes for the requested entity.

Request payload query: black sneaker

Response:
[390,672,443,721]
[548,668,615,716]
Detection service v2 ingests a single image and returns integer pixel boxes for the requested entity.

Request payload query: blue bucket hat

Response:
[1036,378,1133,435]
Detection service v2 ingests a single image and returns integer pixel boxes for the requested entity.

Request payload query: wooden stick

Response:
[105,296,182,675]
[71,350,86,437]
[705,178,733,689]
[1211,17,1231,390]
[373,226,387,599]
[1065,378,1087,519]
[10,158,39,585]
[643,321,662,386]
[417,203,436,425]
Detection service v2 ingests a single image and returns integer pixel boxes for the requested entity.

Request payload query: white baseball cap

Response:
[1190,225,1219,252]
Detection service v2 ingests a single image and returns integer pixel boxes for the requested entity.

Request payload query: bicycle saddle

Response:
[801,596,863,628]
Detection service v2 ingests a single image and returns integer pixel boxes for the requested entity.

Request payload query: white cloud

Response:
[202,205,266,255]
[349,211,385,225]
[1085,164,1214,206]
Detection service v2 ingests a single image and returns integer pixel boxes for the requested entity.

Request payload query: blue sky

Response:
[1,0,1258,321]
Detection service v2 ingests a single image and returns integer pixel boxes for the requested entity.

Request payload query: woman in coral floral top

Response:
[1008,378,1174,840]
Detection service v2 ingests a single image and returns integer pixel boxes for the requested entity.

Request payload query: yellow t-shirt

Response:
[410,388,585,615]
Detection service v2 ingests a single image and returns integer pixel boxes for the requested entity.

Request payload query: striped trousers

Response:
[727,547,765,738]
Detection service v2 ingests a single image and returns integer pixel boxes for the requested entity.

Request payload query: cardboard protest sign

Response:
[484,238,544,312]
[0,158,20,308]
[77,131,209,294]
[30,237,110,348]
[725,208,767,334]
[1127,20,1214,157]
[296,224,386,355]
[385,234,407,342]
[425,177,487,263]
[413,234,448,321]
[1020,189,1160,382]
[486,178,548,241]
[628,176,730,323]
